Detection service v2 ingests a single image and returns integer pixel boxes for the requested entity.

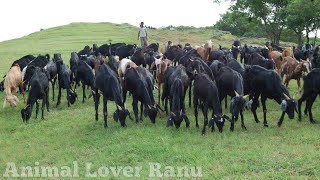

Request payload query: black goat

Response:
[298,68,320,123]
[131,48,146,67]
[45,54,59,101]
[162,66,177,115]
[194,73,230,134]
[23,54,50,89]
[186,58,213,107]
[56,60,77,107]
[248,53,275,70]
[78,45,92,57]
[94,64,132,127]
[243,65,296,127]
[123,67,159,123]
[210,63,248,131]
[10,55,35,72]
[21,67,50,122]
[74,60,95,103]
[166,65,190,128]
[115,44,136,60]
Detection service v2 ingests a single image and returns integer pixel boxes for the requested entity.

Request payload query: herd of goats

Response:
[1,40,320,134]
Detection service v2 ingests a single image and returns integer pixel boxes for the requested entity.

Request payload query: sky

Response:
[0,0,231,42]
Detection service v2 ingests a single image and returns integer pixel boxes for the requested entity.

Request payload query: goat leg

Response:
[41,98,45,120]
[230,116,235,132]
[251,98,260,123]
[261,96,268,127]
[194,98,199,128]
[277,112,286,127]
[82,83,86,103]
[94,90,100,121]
[35,100,39,119]
[20,82,26,104]
[201,103,208,135]
[103,97,108,128]
[56,86,61,107]
[46,89,50,112]
[240,110,246,130]
[306,94,317,124]
[132,98,139,123]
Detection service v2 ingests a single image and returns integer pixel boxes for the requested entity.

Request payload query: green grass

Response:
[0,22,319,179]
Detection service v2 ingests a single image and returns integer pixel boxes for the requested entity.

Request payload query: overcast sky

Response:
[0,0,231,42]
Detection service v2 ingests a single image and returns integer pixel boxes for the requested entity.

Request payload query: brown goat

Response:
[282,47,294,58]
[270,50,283,72]
[196,40,212,64]
[3,64,25,108]
[118,58,138,80]
[152,57,172,104]
[280,57,311,93]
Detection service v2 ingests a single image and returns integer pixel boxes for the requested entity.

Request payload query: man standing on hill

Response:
[138,22,148,49]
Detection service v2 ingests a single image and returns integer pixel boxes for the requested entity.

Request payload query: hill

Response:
[0,22,318,179]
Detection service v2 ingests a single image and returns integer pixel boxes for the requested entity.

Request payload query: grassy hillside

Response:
[0,22,319,179]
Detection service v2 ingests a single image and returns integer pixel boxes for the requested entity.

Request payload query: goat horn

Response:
[24,104,30,110]
[234,91,240,97]
[243,95,249,99]
[91,90,96,95]
[116,104,122,110]
[171,112,176,117]
[283,93,290,100]
[148,105,152,109]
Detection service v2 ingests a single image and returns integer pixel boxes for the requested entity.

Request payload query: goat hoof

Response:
[277,122,281,127]
[264,123,269,128]
[196,124,199,128]
[255,120,260,123]
[242,125,247,130]
[230,127,234,132]
[310,120,316,124]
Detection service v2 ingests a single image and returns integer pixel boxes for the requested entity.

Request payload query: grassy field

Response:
[0,22,319,179]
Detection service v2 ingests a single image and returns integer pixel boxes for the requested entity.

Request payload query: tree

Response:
[285,0,320,45]
[214,11,265,37]
[230,0,288,45]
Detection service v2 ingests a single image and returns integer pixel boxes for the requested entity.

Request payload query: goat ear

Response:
[223,114,230,121]
[280,100,287,111]
[113,110,119,122]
